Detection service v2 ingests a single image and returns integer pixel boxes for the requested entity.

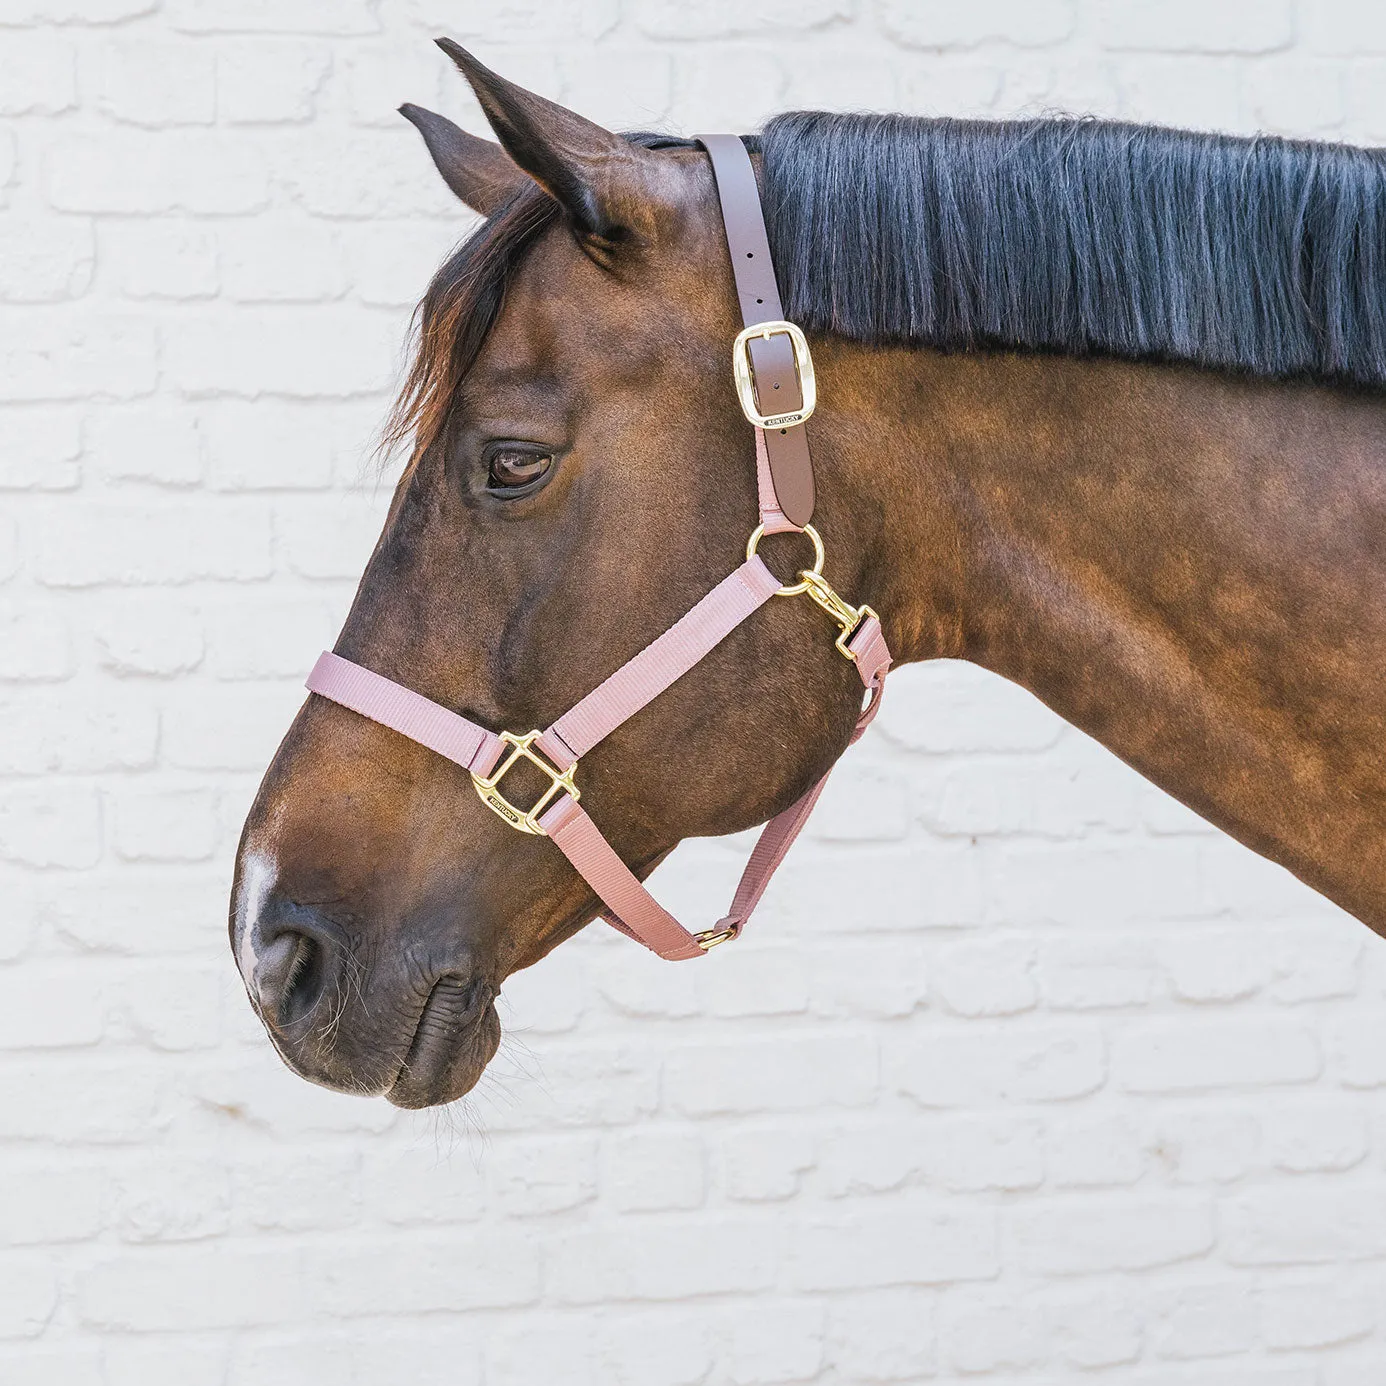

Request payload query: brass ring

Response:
[745,523,825,597]
[695,925,737,950]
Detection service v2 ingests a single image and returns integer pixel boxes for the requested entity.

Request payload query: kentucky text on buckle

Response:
[731,320,817,429]
[471,730,578,836]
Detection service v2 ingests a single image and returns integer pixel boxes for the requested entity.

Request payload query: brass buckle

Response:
[799,570,880,661]
[471,730,578,837]
[731,320,817,429]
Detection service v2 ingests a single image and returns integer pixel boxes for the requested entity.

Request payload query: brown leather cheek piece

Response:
[697,133,816,528]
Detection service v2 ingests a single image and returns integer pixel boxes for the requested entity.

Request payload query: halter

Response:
[305,136,893,962]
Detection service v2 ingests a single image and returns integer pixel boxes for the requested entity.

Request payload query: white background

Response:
[4,1,1386,1383]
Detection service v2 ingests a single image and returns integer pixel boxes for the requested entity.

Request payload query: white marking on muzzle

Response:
[233,848,278,986]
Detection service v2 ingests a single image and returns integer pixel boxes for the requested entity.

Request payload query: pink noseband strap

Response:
[305,652,504,778]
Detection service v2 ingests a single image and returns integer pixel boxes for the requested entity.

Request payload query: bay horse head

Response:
[231,47,888,1107]
[235,44,1386,1109]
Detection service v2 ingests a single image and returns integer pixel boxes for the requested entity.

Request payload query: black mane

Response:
[759,112,1386,389]
[393,114,1386,453]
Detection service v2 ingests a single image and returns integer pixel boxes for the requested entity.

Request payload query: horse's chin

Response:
[383,993,502,1109]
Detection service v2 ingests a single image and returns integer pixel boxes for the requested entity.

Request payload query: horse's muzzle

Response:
[234,875,502,1105]
[385,974,501,1109]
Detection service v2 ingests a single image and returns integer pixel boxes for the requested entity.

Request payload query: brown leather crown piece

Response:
[698,133,816,528]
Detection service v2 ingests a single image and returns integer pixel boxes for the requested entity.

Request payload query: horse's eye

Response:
[486,445,554,491]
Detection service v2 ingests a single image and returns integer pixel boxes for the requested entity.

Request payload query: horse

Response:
[232,42,1386,1108]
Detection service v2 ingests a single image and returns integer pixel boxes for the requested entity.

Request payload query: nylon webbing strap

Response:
[697,133,816,528]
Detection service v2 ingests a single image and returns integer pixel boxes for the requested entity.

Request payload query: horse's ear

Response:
[399,104,528,217]
[435,39,659,246]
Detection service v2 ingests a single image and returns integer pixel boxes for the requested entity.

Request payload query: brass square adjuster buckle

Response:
[471,730,578,837]
[731,320,817,429]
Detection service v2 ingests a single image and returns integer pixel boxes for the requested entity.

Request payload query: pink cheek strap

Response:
[305,556,890,962]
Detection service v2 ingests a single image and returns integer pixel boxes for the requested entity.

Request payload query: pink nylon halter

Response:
[303,135,893,962]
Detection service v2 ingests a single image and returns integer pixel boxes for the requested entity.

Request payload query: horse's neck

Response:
[844,345,1386,934]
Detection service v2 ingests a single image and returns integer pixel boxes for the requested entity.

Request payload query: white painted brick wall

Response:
[3,2,1386,1381]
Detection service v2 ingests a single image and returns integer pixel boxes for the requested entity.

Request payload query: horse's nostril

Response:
[250,907,341,1031]
[278,933,325,1027]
